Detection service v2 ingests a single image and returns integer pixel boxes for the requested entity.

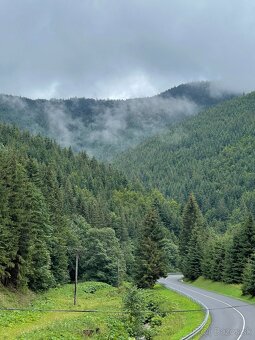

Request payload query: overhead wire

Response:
[0,302,254,314]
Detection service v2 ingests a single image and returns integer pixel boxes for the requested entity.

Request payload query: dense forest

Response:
[0,82,235,160]
[115,91,255,294]
[0,123,179,291]
[179,194,255,296]
[116,92,255,231]
[1,87,255,297]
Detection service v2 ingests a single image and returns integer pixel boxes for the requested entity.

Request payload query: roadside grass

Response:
[0,282,205,339]
[188,277,255,304]
[193,314,211,340]
[153,284,205,340]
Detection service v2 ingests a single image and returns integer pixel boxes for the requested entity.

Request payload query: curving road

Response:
[158,275,255,339]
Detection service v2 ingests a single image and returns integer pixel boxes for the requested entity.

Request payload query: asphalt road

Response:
[158,275,255,339]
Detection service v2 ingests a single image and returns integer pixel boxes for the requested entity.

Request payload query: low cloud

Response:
[0,1,254,98]
[41,95,199,158]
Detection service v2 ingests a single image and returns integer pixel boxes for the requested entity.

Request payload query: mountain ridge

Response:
[0,81,237,159]
[115,91,255,230]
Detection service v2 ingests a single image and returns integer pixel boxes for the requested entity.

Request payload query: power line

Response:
[0,302,254,314]
[0,307,123,313]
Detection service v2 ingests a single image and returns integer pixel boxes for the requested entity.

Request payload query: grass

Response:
[0,282,205,339]
[188,277,255,304]
[153,284,205,340]
[193,314,211,340]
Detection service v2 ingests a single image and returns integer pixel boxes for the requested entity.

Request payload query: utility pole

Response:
[74,252,79,306]
[117,258,120,288]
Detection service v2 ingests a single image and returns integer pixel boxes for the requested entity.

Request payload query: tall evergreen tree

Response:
[180,194,204,279]
[223,215,255,283]
[183,226,202,280]
[134,208,168,288]
[25,184,54,290]
[180,194,203,256]
[242,252,255,296]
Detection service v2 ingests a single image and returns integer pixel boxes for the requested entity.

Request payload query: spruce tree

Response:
[183,226,202,280]
[223,215,255,283]
[134,208,168,288]
[25,184,54,290]
[242,252,255,296]
[180,194,203,256]
[180,194,204,279]
[0,168,13,283]
[3,156,31,287]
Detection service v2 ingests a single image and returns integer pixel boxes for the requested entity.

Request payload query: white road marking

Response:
[167,280,246,340]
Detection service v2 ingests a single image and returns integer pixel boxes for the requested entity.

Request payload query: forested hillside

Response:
[116,92,255,231]
[0,82,235,160]
[0,124,180,291]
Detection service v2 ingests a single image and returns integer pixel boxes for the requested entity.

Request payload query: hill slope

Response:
[0,123,181,291]
[115,92,255,230]
[0,82,235,159]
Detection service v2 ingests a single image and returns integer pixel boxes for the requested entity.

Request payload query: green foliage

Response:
[122,285,146,338]
[242,253,255,296]
[0,123,179,291]
[180,194,205,280]
[116,92,255,230]
[190,277,255,304]
[223,215,255,283]
[201,232,226,281]
[134,209,169,288]
[82,227,124,286]
[0,281,205,339]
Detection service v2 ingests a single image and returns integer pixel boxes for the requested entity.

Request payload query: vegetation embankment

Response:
[0,282,204,339]
[188,277,255,304]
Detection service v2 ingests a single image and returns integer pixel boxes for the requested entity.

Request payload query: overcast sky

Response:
[0,0,255,99]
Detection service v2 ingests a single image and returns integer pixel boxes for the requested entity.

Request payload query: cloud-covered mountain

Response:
[0,81,236,159]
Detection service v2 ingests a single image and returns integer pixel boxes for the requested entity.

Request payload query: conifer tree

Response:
[3,156,31,287]
[223,215,255,283]
[180,194,203,256]
[183,226,202,280]
[180,194,204,279]
[134,208,168,288]
[25,184,54,290]
[242,252,255,296]
[0,167,13,283]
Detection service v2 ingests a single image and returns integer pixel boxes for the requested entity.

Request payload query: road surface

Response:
[159,275,255,339]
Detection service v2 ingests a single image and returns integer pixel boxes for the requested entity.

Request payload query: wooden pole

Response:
[74,253,78,305]
[117,258,120,288]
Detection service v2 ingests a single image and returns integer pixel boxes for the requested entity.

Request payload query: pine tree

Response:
[2,155,31,287]
[182,226,202,280]
[202,234,225,282]
[242,252,255,296]
[180,194,204,279]
[0,166,13,283]
[180,194,203,256]
[134,208,168,288]
[223,215,255,283]
[25,184,54,290]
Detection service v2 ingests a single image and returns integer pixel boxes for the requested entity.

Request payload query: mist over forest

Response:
[0,81,235,159]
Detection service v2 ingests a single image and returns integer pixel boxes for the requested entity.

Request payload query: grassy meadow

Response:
[0,282,205,339]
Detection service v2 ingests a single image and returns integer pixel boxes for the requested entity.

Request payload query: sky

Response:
[0,0,255,99]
